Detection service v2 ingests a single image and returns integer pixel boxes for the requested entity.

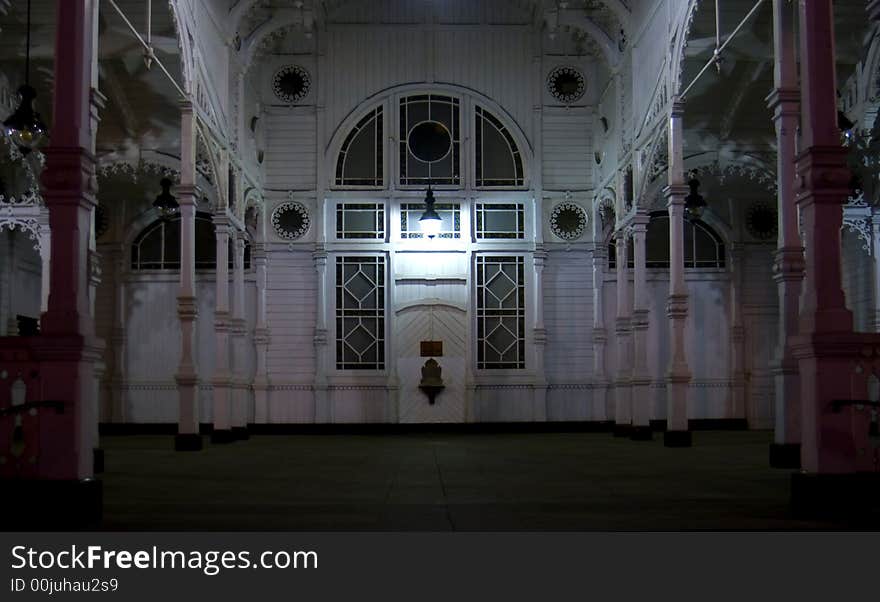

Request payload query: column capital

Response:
[666,293,689,319]
[670,97,685,118]
[176,295,199,319]
[41,147,98,207]
[794,146,851,206]
[631,209,649,229]
[174,184,201,204]
[631,308,649,329]
[773,247,806,282]
[533,328,547,345]
[664,184,688,201]
[766,88,800,115]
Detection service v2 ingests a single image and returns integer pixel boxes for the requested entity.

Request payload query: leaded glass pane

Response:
[475,203,525,239]
[336,203,385,239]
[400,202,461,239]
[336,256,386,370]
[476,256,525,370]
[475,106,524,188]
[336,107,384,187]
[399,95,461,186]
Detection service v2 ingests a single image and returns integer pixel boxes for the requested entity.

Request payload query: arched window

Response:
[608,212,725,269]
[475,105,524,187]
[399,94,461,186]
[131,213,251,271]
[335,106,384,187]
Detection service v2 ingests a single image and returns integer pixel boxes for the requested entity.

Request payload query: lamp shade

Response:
[684,177,707,220]
[3,85,46,155]
[153,178,179,219]
[419,187,442,238]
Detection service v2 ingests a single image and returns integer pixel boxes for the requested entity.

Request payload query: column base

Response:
[0,478,102,529]
[791,472,880,521]
[663,430,692,448]
[630,426,653,441]
[769,443,801,469]
[174,433,203,452]
[612,424,633,438]
[93,448,105,474]
[210,429,236,444]
[231,426,250,441]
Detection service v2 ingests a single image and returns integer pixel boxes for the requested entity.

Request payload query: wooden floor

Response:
[99,430,859,531]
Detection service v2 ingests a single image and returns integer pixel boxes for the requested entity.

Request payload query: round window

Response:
[272,65,312,104]
[271,201,310,240]
[550,202,587,241]
[547,66,586,104]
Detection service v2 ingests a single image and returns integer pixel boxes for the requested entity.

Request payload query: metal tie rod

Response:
[104,0,187,99]
[681,0,767,100]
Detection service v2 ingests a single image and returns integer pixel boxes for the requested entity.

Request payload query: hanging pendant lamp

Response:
[3,0,47,155]
[419,186,442,238]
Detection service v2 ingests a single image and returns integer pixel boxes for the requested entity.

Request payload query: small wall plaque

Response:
[420,341,443,357]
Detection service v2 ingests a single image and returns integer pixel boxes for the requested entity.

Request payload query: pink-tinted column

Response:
[792,0,854,475]
[34,0,102,503]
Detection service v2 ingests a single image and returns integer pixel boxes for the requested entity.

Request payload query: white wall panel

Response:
[542,111,593,191]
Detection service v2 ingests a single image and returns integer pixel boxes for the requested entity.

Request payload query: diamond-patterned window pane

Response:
[336,256,386,370]
[476,256,525,369]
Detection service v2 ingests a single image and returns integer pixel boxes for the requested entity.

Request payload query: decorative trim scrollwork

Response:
[0,196,42,252]
[843,191,873,255]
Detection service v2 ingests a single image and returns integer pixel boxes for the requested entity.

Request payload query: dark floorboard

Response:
[98,431,860,531]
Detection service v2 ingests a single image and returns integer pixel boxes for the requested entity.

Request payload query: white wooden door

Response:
[395,303,467,423]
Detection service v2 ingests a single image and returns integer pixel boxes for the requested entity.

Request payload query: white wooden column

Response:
[630,212,652,439]
[664,98,692,447]
[873,215,880,331]
[212,214,233,442]
[728,243,747,421]
[253,235,270,423]
[613,227,632,435]
[768,0,804,468]
[532,247,548,421]
[107,244,127,423]
[231,232,248,437]
[313,247,329,423]
[38,207,50,315]
[5,231,16,334]
[174,101,201,451]
[591,237,609,422]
